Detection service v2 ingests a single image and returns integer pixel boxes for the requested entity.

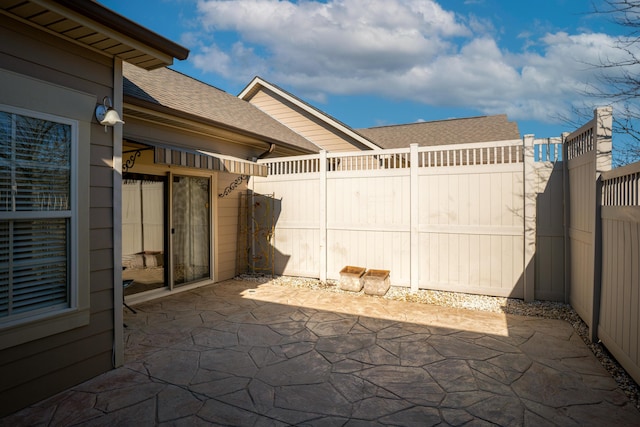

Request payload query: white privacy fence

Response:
[252,138,564,300]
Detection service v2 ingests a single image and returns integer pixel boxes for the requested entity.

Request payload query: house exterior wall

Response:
[121,118,254,288]
[247,88,370,152]
[0,15,115,416]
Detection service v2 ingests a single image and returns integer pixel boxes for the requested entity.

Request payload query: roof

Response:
[1,0,189,69]
[239,76,382,150]
[123,63,319,153]
[357,115,521,149]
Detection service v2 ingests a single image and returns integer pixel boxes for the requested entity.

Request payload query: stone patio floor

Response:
[3,279,640,426]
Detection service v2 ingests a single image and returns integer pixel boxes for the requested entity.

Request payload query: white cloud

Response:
[188,0,629,124]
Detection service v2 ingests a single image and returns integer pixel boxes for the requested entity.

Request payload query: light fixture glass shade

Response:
[100,108,124,126]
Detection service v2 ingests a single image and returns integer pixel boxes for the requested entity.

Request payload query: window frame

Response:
[0,76,91,349]
[0,105,78,327]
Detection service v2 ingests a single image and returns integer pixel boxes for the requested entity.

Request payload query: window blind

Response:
[0,111,72,321]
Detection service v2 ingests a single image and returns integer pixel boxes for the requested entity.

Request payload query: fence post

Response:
[410,144,419,292]
[562,131,570,304]
[595,106,613,174]
[523,135,536,302]
[319,150,327,282]
[590,106,613,341]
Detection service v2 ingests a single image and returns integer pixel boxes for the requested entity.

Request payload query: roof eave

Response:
[11,0,189,69]
[124,96,317,155]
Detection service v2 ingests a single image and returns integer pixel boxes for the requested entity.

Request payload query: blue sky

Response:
[100,0,626,139]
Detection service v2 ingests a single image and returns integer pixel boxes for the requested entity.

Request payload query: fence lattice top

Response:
[263,141,531,175]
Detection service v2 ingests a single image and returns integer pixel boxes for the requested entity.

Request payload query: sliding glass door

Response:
[172,175,210,286]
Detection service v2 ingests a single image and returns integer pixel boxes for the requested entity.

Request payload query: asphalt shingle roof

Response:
[357,115,521,149]
[123,63,319,152]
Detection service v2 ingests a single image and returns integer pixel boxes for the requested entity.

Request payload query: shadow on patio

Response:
[3,279,640,426]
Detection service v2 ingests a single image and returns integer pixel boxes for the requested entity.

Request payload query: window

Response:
[0,108,76,325]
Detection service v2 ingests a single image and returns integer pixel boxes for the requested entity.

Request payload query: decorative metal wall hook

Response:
[219,175,249,198]
[122,147,153,173]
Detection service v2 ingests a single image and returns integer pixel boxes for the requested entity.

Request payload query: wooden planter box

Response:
[363,269,390,296]
[339,266,366,292]
[143,251,163,267]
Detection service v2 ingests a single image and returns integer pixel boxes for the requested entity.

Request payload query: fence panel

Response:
[598,161,640,384]
[253,169,321,278]
[533,138,565,301]
[417,159,525,297]
[326,170,411,283]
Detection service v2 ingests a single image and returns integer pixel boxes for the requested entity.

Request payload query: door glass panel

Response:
[122,175,166,294]
[173,176,210,286]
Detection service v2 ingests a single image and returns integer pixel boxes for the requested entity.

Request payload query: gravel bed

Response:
[236,274,639,410]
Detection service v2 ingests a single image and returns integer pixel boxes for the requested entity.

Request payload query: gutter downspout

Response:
[257,143,275,160]
[113,58,125,367]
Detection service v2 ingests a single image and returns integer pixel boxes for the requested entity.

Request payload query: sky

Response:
[99,0,629,139]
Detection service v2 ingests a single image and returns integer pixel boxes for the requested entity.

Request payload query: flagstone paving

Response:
[3,279,640,426]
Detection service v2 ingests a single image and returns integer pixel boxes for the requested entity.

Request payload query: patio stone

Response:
[2,279,639,426]
[256,350,331,386]
[378,406,441,427]
[82,398,157,427]
[94,383,164,413]
[192,328,238,348]
[427,359,477,392]
[397,340,446,366]
[190,376,250,399]
[466,394,525,426]
[41,391,100,426]
[157,385,204,423]
[142,349,199,385]
[512,362,605,407]
[356,365,445,406]
[237,323,284,346]
[427,334,502,360]
[350,396,412,420]
[274,382,353,417]
[199,348,258,377]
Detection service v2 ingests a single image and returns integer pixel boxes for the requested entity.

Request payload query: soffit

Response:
[0,0,188,69]
[123,103,272,149]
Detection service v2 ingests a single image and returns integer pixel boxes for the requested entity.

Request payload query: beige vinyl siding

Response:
[248,88,368,152]
[216,174,246,280]
[0,15,114,416]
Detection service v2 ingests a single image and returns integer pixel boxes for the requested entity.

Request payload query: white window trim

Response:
[0,104,78,315]
[0,75,92,349]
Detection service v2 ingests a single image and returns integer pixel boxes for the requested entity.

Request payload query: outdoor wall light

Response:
[95,96,124,132]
